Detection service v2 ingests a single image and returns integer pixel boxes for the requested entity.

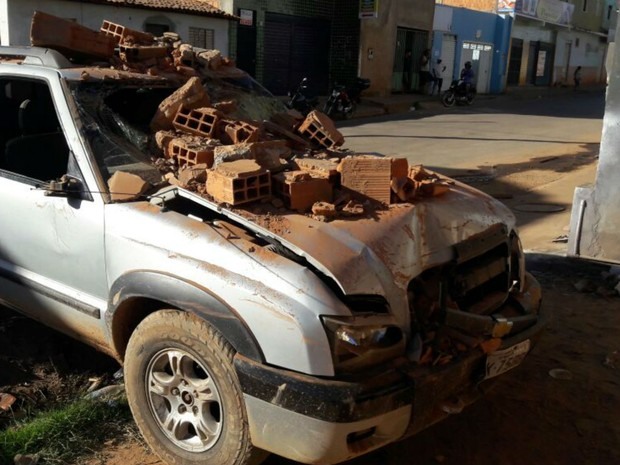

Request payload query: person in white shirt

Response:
[431,58,446,95]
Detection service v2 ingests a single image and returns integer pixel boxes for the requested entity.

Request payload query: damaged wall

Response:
[1,0,230,53]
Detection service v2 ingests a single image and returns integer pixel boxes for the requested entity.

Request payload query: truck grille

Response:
[408,224,511,332]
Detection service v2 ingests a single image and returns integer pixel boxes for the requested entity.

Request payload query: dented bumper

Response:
[235,273,546,465]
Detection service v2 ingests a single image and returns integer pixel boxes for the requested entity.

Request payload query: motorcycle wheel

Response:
[441,91,456,107]
[323,101,335,117]
[465,93,475,105]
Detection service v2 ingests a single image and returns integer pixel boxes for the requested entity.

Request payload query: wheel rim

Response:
[146,348,223,452]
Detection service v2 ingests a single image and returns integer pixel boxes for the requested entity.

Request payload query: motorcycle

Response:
[323,77,371,118]
[286,77,318,116]
[441,79,476,107]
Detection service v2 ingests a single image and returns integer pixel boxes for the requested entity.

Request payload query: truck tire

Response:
[124,310,261,465]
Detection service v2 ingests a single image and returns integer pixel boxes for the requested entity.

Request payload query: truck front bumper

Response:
[234,273,546,465]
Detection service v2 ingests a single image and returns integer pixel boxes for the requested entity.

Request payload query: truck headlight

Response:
[321,316,405,373]
[510,233,526,293]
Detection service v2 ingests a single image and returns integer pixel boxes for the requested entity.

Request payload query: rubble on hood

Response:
[30,11,453,219]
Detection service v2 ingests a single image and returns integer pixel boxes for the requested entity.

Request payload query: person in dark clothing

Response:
[574,66,582,91]
[402,50,412,93]
[419,49,431,94]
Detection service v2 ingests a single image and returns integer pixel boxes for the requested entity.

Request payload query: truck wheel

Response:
[124,310,260,465]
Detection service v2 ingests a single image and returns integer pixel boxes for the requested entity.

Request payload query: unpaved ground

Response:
[2,151,619,465]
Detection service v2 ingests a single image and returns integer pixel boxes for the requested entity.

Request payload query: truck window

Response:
[0,77,70,182]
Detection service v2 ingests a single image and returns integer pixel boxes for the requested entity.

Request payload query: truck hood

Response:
[173,180,515,297]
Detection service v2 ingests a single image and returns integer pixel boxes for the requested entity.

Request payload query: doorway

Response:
[392,27,429,93]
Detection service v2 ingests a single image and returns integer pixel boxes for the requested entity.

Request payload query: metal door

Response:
[461,42,493,94]
[236,9,257,77]
[263,13,331,96]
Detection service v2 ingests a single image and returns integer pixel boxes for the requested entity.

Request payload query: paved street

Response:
[340,90,605,254]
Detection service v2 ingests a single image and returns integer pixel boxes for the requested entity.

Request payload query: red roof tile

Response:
[68,0,237,19]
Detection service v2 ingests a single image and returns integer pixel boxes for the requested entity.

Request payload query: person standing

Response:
[402,50,413,93]
[432,58,446,95]
[419,49,431,94]
[574,66,582,91]
[460,61,474,92]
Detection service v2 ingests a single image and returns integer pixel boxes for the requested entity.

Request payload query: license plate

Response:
[485,339,531,379]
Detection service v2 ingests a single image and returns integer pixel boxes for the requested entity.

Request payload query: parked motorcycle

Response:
[286,77,319,116]
[441,79,476,107]
[323,77,371,118]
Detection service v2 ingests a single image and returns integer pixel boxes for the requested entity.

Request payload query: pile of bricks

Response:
[30,12,452,217]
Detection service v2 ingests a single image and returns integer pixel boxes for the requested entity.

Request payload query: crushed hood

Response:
[177,181,515,297]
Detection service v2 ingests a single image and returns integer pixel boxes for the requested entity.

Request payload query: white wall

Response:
[4,0,230,54]
[511,23,555,43]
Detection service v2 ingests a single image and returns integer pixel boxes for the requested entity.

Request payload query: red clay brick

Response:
[391,158,409,179]
[219,119,261,144]
[169,139,215,168]
[100,20,154,45]
[206,160,271,205]
[273,170,332,212]
[151,77,211,131]
[173,106,221,138]
[338,156,392,204]
[31,11,116,59]
[297,111,344,148]
[294,157,340,183]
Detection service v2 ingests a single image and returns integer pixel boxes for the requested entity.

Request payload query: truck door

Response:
[0,73,108,349]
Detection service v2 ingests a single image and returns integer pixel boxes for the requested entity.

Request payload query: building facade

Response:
[0,0,234,55]
[228,0,435,97]
[432,5,513,93]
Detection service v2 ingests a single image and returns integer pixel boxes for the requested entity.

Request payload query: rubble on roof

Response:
[29,12,453,216]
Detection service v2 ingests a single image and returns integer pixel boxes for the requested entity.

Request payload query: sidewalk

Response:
[354,84,606,118]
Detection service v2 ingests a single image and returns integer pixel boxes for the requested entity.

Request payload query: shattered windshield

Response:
[70,73,287,195]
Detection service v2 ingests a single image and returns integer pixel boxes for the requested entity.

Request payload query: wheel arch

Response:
[106,270,264,363]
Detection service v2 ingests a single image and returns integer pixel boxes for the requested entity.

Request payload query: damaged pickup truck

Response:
[0,37,545,465]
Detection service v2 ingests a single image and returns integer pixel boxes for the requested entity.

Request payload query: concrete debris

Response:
[0,392,16,411]
[31,12,458,218]
[311,201,337,220]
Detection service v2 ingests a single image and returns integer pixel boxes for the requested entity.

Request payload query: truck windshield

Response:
[70,73,286,194]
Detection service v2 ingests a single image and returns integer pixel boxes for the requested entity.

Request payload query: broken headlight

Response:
[322,316,405,373]
[510,233,526,293]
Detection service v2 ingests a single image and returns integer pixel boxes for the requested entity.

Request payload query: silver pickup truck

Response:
[0,46,545,465]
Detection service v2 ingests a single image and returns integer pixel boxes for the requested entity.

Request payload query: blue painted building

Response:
[432,5,513,94]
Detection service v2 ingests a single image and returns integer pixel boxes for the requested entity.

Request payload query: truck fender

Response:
[106,270,263,362]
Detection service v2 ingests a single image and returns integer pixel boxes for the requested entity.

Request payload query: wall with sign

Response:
[431,5,513,93]
[359,0,435,96]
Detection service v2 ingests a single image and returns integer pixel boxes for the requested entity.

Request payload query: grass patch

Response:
[0,397,133,465]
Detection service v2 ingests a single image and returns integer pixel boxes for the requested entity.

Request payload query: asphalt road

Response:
[338,90,605,175]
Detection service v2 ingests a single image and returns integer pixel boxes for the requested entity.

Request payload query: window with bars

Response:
[189,27,215,49]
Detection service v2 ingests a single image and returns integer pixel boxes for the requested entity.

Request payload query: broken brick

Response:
[196,49,223,70]
[273,171,333,212]
[311,201,337,219]
[219,119,261,144]
[297,111,344,149]
[178,163,208,185]
[31,11,116,59]
[294,157,340,182]
[151,77,211,131]
[213,100,238,114]
[155,130,176,156]
[119,44,168,62]
[391,158,409,179]
[108,171,150,202]
[338,156,392,204]
[100,20,154,45]
[173,106,221,138]
[206,160,271,205]
[391,177,417,202]
[213,143,255,166]
[169,138,215,168]
[253,140,291,171]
